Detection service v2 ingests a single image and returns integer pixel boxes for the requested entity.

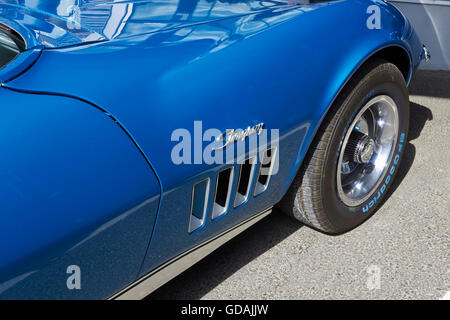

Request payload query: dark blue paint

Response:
[0,88,161,299]
[0,0,422,298]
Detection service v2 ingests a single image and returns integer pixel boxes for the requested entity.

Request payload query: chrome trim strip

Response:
[233,157,256,207]
[421,44,431,62]
[254,147,278,196]
[188,178,210,233]
[111,207,272,300]
[211,167,234,220]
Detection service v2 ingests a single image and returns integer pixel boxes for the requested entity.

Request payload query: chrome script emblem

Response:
[213,123,264,151]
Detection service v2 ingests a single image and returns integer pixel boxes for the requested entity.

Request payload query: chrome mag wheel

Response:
[337,95,399,207]
[280,59,409,233]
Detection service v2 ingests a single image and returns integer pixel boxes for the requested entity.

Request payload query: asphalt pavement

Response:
[148,70,449,300]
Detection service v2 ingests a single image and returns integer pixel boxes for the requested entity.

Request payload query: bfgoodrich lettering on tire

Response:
[279,59,409,234]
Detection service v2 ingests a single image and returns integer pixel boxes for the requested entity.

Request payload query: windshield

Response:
[0,25,25,70]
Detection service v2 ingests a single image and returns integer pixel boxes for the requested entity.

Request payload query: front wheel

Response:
[279,59,409,234]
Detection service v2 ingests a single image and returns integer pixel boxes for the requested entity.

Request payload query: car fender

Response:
[0,87,161,299]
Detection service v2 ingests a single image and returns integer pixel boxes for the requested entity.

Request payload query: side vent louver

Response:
[254,148,277,196]
[188,148,276,233]
[188,178,210,233]
[234,157,256,207]
[211,167,234,220]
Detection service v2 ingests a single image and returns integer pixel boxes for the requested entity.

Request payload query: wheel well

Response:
[281,46,411,201]
[370,46,410,82]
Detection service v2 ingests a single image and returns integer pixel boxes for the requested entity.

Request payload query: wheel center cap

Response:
[355,137,375,164]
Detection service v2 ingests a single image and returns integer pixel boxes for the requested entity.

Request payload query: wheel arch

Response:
[279,43,414,199]
[369,45,412,84]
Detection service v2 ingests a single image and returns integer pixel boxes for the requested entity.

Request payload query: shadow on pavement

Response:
[147,212,302,300]
[409,70,450,99]
[377,101,433,208]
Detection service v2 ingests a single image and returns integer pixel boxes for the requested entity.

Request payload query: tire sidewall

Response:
[321,67,410,232]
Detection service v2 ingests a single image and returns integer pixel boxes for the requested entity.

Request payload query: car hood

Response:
[0,0,303,49]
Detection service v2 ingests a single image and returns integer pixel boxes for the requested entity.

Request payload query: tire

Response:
[279,59,409,234]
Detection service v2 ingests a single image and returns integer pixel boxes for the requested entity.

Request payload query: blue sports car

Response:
[0,0,427,299]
